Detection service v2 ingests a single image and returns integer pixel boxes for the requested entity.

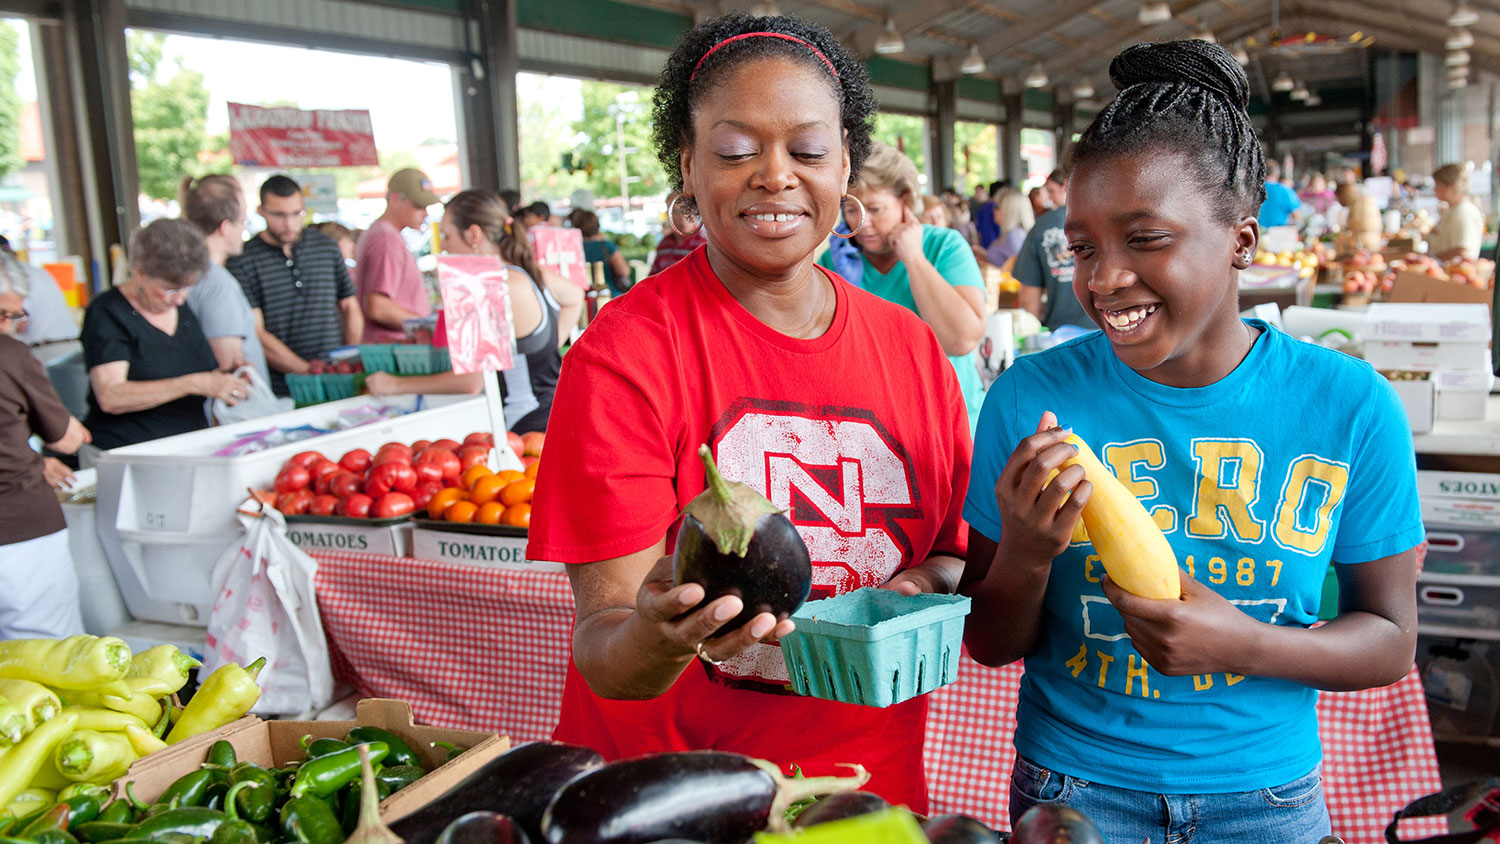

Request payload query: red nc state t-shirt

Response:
[526,249,972,812]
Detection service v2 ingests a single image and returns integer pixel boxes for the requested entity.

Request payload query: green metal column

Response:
[930,76,957,191]
[469,0,520,191]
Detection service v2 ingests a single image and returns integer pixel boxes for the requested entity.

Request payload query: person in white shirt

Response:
[1428,163,1485,261]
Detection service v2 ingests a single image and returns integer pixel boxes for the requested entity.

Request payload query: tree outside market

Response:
[128,31,227,201]
[0,22,25,183]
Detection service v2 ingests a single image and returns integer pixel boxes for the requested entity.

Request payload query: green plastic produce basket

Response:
[394,345,449,375]
[284,374,325,406]
[781,588,970,708]
[319,373,366,402]
[357,344,400,374]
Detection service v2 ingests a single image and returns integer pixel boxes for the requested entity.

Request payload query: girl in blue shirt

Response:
[961,40,1421,842]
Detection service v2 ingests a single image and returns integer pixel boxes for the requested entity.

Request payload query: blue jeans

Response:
[1008,754,1332,844]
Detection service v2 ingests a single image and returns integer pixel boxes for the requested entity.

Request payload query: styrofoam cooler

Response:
[94,394,491,625]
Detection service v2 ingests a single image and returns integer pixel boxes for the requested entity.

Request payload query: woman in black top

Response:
[82,219,250,450]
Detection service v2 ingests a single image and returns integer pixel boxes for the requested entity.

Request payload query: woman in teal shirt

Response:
[820,141,988,434]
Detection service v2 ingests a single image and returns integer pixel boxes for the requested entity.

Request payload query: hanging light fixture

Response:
[1448,0,1479,28]
[874,18,905,55]
[1231,43,1250,64]
[1137,1,1172,25]
[1446,49,1471,67]
[1072,80,1096,100]
[1193,29,1216,43]
[961,43,987,75]
[1446,28,1475,50]
[1025,63,1050,88]
[1290,81,1310,100]
[1272,70,1295,92]
[1305,93,1322,107]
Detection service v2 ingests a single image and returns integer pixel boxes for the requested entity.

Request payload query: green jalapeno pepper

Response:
[127,807,228,841]
[156,770,215,810]
[373,765,423,795]
[343,728,420,769]
[73,821,136,843]
[300,739,346,761]
[203,782,259,844]
[287,742,386,800]
[278,797,341,844]
[19,804,71,838]
[206,742,236,770]
[336,778,390,836]
[224,766,274,826]
[96,799,136,825]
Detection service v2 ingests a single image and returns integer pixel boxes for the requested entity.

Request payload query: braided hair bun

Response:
[1109,39,1250,111]
[1074,39,1266,220]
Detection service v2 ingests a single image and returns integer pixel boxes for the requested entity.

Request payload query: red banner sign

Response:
[227,102,379,168]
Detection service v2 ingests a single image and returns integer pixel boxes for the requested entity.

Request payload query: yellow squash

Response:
[1063,434,1182,600]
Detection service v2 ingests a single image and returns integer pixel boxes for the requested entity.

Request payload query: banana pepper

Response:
[0,638,131,697]
[54,730,137,784]
[124,647,199,699]
[0,711,81,808]
[0,682,60,734]
[164,659,263,746]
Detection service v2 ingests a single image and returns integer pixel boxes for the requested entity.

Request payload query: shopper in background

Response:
[1428,163,1485,261]
[1299,171,1337,216]
[944,191,979,248]
[355,169,438,343]
[829,140,987,434]
[1027,186,1049,219]
[367,189,581,434]
[0,236,77,352]
[310,221,357,265]
[528,13,970,811]
[648,191,707,276]
[984,187,1035,270]
[1257,159,1302,228]
[226,175,362,397]
[1015,164,1093,332]
[180,175,269,386]
[968,182,991,224]
[973,178,1005,248]
[0,251,89,638]
[918,195,950,228]
[82,219,248,450]
[569,209,632,294]
[520,201,552,230]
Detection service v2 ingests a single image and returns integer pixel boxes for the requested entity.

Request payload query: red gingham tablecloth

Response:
[312,550,1447,841]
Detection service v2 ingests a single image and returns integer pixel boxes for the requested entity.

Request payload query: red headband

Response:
[690,32,839,81]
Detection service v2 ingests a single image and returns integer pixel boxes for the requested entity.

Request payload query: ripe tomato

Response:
[475,501,505,524]
[410,440,433,453]
[506,431,525,459]
[339,449,373,475]
[309,494,340,517]
[520,431,545,458]
[379,442,412,457]
[431,438,462,453]
[336,493,374,518]
[309,458,341,481]
[410,481,443,513]
[499,477,535,507]
[329,470,364,500]
[274,465,311,494]
[373,492,416,519]
[375,446,412,466]
[520,455,539,471]
[275,489,314,515]
[366,461,418,497]
[428,487,467,519]
[464,432,495,448]
[444,500,479,523]
[457,445,490,471]
[469,474,507,506]
[501,503,531,528]
[415,448,462,483]
[287,451,325,470]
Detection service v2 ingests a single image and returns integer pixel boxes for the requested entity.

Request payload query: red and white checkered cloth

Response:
[313,551,1447,843]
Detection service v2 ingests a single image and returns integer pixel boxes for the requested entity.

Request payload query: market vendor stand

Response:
[310,548,1448,841]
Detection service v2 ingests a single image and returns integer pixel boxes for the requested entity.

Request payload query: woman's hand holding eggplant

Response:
[635,555,794,665]
[1102,572,1256,677]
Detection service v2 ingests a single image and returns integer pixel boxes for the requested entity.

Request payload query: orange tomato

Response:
[444,500,479,524]
[461,465,494,489]
[523,460,541,480]
[475,501,506,524]
[496,469,525,485]
[499,477,535,507]
[470,474,507,506]
[427,487,467,519]
[501,502,531,528]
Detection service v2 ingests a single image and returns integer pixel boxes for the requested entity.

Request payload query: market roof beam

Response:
[846,0,974,60]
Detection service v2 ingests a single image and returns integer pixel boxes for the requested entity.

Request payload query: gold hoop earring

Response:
[832,194,866,239]
[669,194,702,238]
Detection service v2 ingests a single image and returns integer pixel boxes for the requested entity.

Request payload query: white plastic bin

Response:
[94,394,492,624]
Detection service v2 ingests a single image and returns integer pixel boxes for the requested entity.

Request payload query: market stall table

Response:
[314,550,1446,841]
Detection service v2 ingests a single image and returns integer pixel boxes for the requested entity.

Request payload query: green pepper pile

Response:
[0,728,434,844]
[0,637,266,822]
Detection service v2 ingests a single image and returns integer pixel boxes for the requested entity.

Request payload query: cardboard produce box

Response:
[113,698,509,823]
[1365,301,1490,343]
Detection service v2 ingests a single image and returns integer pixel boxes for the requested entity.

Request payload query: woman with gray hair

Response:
[0,251,90,637]
[81,219,248,450]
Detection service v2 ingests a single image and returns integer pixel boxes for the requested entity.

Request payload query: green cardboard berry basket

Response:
[284,374,325,406]
[781,588,970,708]
[357,344,401,374]
[394,345,450,375]
[319,373,366,402]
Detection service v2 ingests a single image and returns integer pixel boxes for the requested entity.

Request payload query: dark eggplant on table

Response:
[790,791,890,828]
[388,742,604,844]
[1008,805,1105,844]
[673,445,812,638]
[435,812,532,844]
[921,813,1003,843]
[539,750,869,844]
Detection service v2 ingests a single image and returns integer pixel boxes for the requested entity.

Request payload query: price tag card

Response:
[437,255,515,375]
[530,226,589,290]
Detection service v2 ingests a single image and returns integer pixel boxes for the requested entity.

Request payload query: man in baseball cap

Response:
[353,168,440,342]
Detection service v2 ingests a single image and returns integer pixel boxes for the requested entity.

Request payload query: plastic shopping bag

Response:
[208,366,292,426]
[202,500,334,715]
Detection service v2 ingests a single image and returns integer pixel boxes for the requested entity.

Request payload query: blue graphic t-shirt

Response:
[964,320,1423,793]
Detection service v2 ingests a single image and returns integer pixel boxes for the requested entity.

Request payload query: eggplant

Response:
[1009,805,1105,844]
[791,791,890,828]
[540,750,868,844]
[921,813,1002,843]
[436,812,532,844]
[674,445,812,638]
[388,742,603,844]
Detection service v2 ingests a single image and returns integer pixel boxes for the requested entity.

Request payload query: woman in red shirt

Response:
[526,14,972,811]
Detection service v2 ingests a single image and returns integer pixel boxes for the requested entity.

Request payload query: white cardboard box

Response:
[1365,302,1492,343]
[411,525,562,571]
[1390,378,1435,433]
[285,519,413,557]
[1364,340,1490,372]
[1433,369,1493,421]
[1418,470,1500,529]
